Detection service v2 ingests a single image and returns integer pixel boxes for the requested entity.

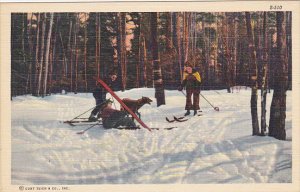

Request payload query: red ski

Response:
[97,78,151,132]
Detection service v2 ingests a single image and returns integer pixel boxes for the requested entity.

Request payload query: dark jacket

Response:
[93,77,120,100]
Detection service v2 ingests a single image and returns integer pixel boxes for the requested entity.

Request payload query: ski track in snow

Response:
[11,88,292,184]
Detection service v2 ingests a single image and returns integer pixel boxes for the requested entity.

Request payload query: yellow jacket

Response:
[183,71,201,82]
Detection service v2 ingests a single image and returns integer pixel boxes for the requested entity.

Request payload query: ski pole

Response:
[180,91,220,111]
[69,106,96,122]
[69,101,106,122]
[200,93,220,111]
[76,123,101,134]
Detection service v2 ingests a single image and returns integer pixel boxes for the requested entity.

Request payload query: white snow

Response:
[11,88,292,184]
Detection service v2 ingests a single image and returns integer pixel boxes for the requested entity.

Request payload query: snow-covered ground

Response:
[11,88,292,184]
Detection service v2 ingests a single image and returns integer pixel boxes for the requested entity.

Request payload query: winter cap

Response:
[184,61,193,68]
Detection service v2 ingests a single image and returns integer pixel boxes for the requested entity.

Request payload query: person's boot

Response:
[88,114,97,122]
[194,110,197,116]
[184,110,190,116]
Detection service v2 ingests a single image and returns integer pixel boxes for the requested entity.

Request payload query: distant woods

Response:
[11,12,292,97]
[11,11,292,140]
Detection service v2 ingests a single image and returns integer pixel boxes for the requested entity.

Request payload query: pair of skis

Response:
[64,118,177,134]
[166,112,203,123]
[166,116,187,123]
[75,124,178,135]
[63,118,102,126]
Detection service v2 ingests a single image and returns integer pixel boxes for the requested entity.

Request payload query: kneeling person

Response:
[100,101,136,129]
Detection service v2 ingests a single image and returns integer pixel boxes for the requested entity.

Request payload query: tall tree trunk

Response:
[49,15,58,94]
[84,13,88,92]
[176,13,183,81]
[245,12,260,136]
[67,14,73,77]
[232,13,238,87]
[117,12,127,90]
[286,12,292,90]
[116,12,127,90]
[74,13,79,94]
[59,32,67,78]
[121,12,127,90]
[117,13,123,90]
[43,13,54,96]
[69,15,74,92]
[95,13,99,78]
[221,13,231,92]
[34,13,40,95]
[37,13,46,96]
[166,12,173,50]
[172,13,180,85]
[150,12,166,106]
[143,36,148,87]
[255,14,263,90]
[183,12,190,63]
[98,13,101,78]
[136,14,142,88]
[260,12,268,136]
[269,12,288,140]
[26,13,34,94]
[22,14,27,87]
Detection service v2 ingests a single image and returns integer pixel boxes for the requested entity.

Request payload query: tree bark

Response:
[84,13,88,92]
[245,12,260,136]
[43,13,54,96]
[37,13,46,96]
[221,13,231,92]
[117,12,127,90]
[26,13,34,94]
[34,13,40,95]
[176,13,183,81]
[117,13,123,90]
[69,15,74,92]
[143,36,148,87]
[183,12,190,63]
[59,32,67,78]
[74,13,79,93]
[136,14,141,88]
[98,13,101,78]
[232,13,238,87]
[269,12,288,140]
[166,12,173,50]
[150,12,166,106]
[121,12,127,90]
[260,12,268,135]
[286,12,292,90]
[49,15,58,94]
[67,13,73,77]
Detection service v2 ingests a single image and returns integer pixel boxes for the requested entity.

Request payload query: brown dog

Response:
[121,96,153,119]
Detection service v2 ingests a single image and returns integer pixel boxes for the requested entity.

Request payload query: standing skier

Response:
[89,69,120,121]
[178,62,202,116]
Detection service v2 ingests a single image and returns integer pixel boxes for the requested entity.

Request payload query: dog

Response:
[121,96,153,119]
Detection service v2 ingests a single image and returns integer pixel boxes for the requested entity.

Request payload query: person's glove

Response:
[178,85,183,91]
[187,74,196,81]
